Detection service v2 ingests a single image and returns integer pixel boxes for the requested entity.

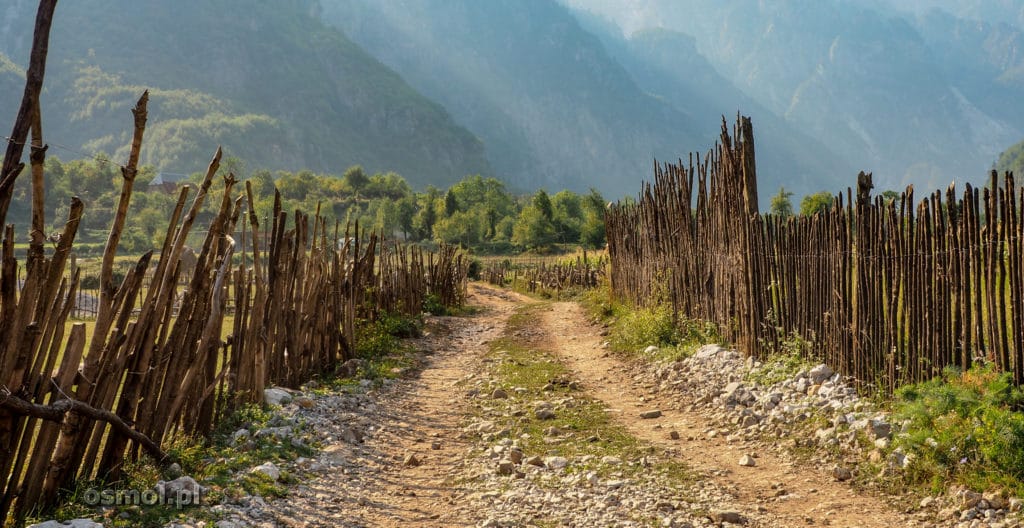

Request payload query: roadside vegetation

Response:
[890,364,1024,497]
[580,284,719,363]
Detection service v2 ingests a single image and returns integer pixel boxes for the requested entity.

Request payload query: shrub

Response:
[893,364,1024,494]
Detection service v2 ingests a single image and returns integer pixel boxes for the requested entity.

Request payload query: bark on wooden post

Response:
[0,0,58,229]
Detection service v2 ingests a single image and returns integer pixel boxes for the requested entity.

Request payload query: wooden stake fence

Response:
[0,3,468,521]
[607,116,1024,393]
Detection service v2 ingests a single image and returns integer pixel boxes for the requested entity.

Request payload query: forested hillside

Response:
[0,0,491,187]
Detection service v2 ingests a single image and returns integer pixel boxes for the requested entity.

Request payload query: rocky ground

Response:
[32,284,1024,528]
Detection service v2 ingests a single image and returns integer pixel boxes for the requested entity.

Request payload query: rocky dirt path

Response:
[209,284,519,527]
[207,284,927,528]
[539,299,909,528]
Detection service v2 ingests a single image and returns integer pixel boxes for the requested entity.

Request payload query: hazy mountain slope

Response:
[565,0,1023,192]
[894,0,1024,30]
[571,12,859,196]
[0,0,491,187]
[318,0,715,198]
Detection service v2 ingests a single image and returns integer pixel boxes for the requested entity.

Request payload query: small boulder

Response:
[832,465,852,481]
[692,344,728,360]
[864,419,892,440]
[544,456,569,470]
[496,460,516,475]
[808,364,834,384]
[339,425,364,444]
[230,428,250,446]
[712,511,745,524]
[644,345,660,354]
[263,387,292,406]
[491,388,509,399]
[250,462,281,481]
[155,476,205,505]
[738,454,756,467]
[639,410,662,419]
[29,521,104,528]
[403,453,422,467]
[337,358,364,378]
[535,408,556,420]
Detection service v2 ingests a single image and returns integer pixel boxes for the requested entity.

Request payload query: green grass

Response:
[580,285,720,362]
[890,364,1024,496]
[745,347,814,387]
[480,302,697,483]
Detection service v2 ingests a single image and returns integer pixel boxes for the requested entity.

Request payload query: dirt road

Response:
[218,283,916,528]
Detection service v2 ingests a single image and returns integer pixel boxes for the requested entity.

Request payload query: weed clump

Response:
[893,364,1024,495]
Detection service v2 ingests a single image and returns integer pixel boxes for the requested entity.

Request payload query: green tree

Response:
[444,191,460,216]
[579,188,607,248]
[512,204,556,249]
[396,195,417,240]
[769,187,794,218]
[414,186,440,239]
[248,169,276,198]
[532,189,554,221]
[342,165,369,193]
[551,190,582,243]
[433,210,485,246]
[880,190,900,206]
[800,191,834,216]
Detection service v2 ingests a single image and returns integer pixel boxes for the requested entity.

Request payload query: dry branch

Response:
[0,388,169,465]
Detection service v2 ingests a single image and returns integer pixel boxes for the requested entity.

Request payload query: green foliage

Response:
[582,285,719,362]
[511,204,556,249]
[342,165,370,193]
[532,189,554,221]
[354,312,421,359]
[422,293,448,316]
[769,186,794,218]
[893,364,1024,494]
[746,345,813,386]
[4,152,603,254]
[799,191,834,216]
[578,189,607,248]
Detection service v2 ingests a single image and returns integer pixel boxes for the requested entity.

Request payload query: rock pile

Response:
[646,343,1024,528]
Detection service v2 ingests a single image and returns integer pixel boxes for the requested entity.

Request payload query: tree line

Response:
[5,156,606,254]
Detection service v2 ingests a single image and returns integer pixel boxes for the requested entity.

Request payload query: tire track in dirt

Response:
[533,297,910,528]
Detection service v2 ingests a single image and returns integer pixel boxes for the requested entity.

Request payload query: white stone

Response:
[155,476,205,504]
[263,387,292,406]
[544,456,569,469]
[692,344,728,360]
[738,455,756,467]
[644,345,660,354]
[250,462,281,481]
[808,364,834,384]
[29,522,104,528]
